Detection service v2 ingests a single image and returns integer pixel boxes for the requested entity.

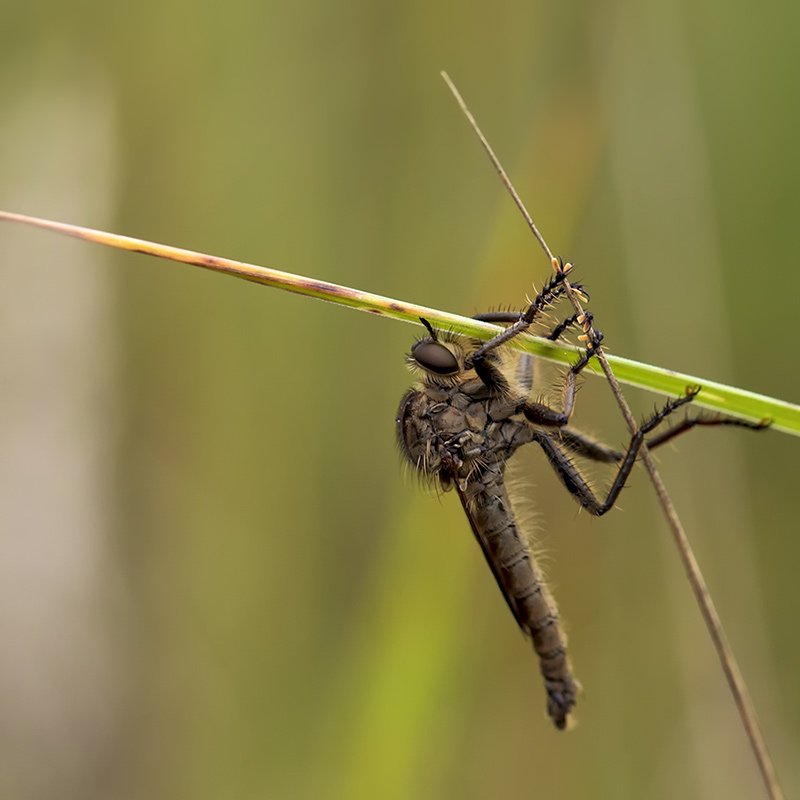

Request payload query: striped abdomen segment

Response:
[459,475,579,729]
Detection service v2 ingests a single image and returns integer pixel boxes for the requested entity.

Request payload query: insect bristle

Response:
[503,464,550,568]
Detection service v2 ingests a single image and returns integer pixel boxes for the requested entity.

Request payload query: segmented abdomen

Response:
[458,472,579,729]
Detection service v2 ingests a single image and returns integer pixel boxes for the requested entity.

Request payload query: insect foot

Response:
[551,256,574,276]
[684,384,702,399]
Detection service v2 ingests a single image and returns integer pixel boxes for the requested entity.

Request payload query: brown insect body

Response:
[395,272,768,731]
[397,340,579,729]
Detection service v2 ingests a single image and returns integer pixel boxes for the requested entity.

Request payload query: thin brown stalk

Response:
[441,71,784,800]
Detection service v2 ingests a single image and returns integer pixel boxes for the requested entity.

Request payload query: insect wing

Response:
[454,480,528,631]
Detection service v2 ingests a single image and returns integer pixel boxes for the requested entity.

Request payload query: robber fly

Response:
[396,260,768,729]
[396,73,771,730]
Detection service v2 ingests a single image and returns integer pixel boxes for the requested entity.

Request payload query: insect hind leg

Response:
[645,413,771,450]
[533,388,703,515]
[559,427,623,463]
[558,408,769,465]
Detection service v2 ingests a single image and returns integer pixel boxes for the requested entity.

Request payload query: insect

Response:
[396,259,769,729]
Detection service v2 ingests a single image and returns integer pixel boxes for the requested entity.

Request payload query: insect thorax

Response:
[396,372,534,490]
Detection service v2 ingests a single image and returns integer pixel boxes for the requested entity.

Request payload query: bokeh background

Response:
[1,2,798,799]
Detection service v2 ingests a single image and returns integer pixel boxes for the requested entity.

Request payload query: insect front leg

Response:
[473,310,585,395]
[472,307,585,343]
[466,262,586,368]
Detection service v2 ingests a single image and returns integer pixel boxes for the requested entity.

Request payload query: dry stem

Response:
[441,70,783,800]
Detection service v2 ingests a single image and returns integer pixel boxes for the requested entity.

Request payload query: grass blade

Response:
[2,209,797,435]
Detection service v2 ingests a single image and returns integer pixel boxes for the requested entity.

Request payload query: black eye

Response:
[411,341,460,375]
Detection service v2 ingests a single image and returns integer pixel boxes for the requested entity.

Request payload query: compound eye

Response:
[411,341,460,375]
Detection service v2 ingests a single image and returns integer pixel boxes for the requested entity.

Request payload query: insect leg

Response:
[466,269,587,367]
[480,299,583,339]
[516,353,535,394]
[472,311,524,324]
[644,414,771,449]
[521,311,584,392]
[517,325,604,427]
[472,310,583,394]
[472,311,537,392]
[546,312,582,342]
[558,427,623,462]
[560,412,770,464]
[533,389,701,515]
[473,308,583,342]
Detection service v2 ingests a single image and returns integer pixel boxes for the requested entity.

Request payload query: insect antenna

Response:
[419,316,439,340]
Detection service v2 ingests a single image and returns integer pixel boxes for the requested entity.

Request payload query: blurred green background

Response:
[1,2,798,799]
